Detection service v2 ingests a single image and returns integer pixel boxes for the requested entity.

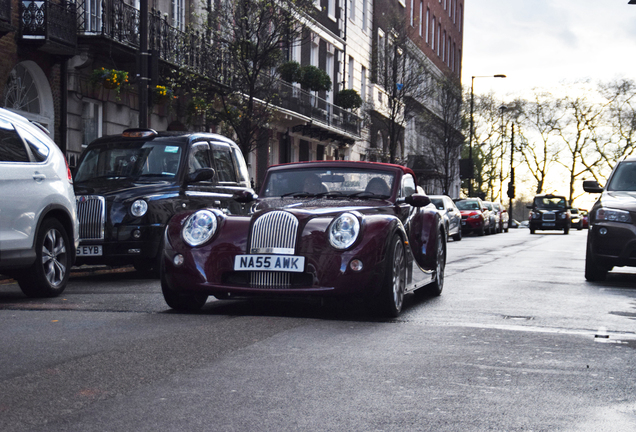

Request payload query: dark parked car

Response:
[73,129,253,272]
[527,194,571,234]
[160,161,446,317]
[454,197,492,236]
[429,195,462,241]
[584,156,636,280]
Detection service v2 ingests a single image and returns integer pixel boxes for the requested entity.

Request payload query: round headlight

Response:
[328,213,360,250]
[182,210,218,247]
[131,199,148,217]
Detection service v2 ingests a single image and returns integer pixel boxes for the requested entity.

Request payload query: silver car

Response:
[429,195,462,241]
[0,108,79,297]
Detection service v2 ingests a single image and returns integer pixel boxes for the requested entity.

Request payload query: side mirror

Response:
[233,189,258,203]
[187,168,215,184]
[526,205,533,209]
[404,193,431,208]
[583,180,604,194]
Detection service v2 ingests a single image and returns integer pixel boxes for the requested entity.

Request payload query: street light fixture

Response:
[468,74,506,197]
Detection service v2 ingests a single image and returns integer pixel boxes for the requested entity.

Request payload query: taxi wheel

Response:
[161,263,207,312]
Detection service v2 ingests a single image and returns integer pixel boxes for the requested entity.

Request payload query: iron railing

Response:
[20,0,77,47]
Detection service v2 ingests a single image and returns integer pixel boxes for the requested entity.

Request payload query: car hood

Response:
[74,179,178,201]
[254,197,392,217]
[599,191,636,212]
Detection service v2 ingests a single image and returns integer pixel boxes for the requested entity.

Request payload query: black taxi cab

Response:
[73,129,254,273]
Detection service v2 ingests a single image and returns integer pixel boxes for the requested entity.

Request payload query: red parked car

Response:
[160,161,447,317]
[454,197,492,236]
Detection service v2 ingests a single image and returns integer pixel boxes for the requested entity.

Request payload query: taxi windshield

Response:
[75,142,183,183]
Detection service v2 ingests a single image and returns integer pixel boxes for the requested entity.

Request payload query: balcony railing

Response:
[20,0,77,50]
[272,80,362,137]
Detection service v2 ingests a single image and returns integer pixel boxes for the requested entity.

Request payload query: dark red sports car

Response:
[160,161,446,317]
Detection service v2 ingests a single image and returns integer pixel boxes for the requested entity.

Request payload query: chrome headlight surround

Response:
[130,199,148,217]
[596,207,632,224]
[182,210,219,247]
[328,212,361,250]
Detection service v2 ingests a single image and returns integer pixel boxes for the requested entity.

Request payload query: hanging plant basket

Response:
[153,85,174,105]
[89,68,129,99]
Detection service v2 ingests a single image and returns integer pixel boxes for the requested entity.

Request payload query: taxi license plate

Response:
[543,223,555,227]
[234,255,305,272]
[77,245,103,256]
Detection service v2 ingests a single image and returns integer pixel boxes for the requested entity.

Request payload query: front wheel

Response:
[451,228,462,241]
[376,235,406,318]
[427,230,446,296]
[585,241,609,282]
[161,262,208,311]
[17,218,71,298]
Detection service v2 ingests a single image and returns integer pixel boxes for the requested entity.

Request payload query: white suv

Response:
[0,108,79,297]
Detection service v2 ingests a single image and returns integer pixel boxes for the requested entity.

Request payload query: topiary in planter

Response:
[278,61,302,83]
[334,89,363,109]
[300,65,332,92]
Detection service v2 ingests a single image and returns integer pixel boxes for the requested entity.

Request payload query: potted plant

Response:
[153,85,174,105]
[334,89,363,110]
[90,68,129,99]
[278,61,302,83]
[300,65,332,92]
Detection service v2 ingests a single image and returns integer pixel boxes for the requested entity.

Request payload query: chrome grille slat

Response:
[76,195,106,240]
[543,213,556,221]
[248,211,299,288]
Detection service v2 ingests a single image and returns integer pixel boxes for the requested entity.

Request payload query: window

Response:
[326,52,334,103]
[350,0,356,22]
[85,0,101,32]
[211,145,237,183]
[448,36,452,66]
[348,57,354,90]
[188,143,212,174]
[361,66,367,101]
[431,16,435,50]
[16,124,50,162]
[437,20,441,56]
[171,0,185,31]
[458,5,462,32]
[328,0,335,19]
[0,119,29,162]
[401,174,416,198]
[442,30,446,61]
[81,100,102,147]
[426,8,430,44]
[410,0,414,27]
[362,0,367,30]
[419,2,423,37]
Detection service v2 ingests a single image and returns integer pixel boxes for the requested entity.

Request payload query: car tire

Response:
[585,239,609,282]
[17,218,71,298]
[161,261,208,311]
[452,229,462,241]
[478,226,485,236]
[133,236,164,278]
[530,228,535,234]
[423,230,446,297]
[564,228,569,235]
[377,234,406,318]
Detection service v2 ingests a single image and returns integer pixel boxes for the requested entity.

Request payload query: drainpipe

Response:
[139,0,149,128]
[60,59,68,154]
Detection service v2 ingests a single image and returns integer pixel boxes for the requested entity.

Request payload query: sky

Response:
[461,0,636,99]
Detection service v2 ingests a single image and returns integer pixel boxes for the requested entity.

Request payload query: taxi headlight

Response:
[596,208,632,223]
[328,213,360,250]
[182,210,218,246]
[131,199,148,217]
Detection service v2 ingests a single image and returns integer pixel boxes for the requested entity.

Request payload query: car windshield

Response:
[534,197,566,209]
[607,161,636,191]
[261,167,396,199]
[455,200,480,210]
[74,142,183,183]
[430,198,444,210]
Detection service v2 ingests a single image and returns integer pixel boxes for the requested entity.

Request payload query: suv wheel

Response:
[17,218,71,297]
[585,240,609,281]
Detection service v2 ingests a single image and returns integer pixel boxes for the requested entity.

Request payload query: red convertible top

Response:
[268,160,417,183]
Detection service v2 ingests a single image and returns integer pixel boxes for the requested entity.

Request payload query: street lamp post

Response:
[499,104,507,201]
[468,74,506,197]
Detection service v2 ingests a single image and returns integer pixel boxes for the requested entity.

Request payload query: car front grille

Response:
[76,195,106,240]
[542,213,556,221]
[248,211,299,288]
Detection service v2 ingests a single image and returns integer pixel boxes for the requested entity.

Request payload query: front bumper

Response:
[588,222,636,267]
[529,219,569,230]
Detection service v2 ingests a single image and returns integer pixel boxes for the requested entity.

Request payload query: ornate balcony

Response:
[273,80,362,141]
[0,0,15,38]
[19,0,77,55]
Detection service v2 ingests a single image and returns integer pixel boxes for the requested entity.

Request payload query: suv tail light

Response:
[65,157,73,184]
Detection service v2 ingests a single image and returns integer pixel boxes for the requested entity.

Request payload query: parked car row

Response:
[453,197,510,236]
[1,108,447,317]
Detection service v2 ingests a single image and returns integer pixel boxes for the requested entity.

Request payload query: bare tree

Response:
[518,91,565,194]
[371,12,431,163]
[598,78,636,174]
[419,73,463,194]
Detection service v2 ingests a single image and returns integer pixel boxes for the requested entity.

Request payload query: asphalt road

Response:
[1,228,635,431]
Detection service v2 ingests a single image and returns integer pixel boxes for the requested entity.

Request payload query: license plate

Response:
[542,223,555,227]
[234,255,305,272]
[77,245,103,256]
